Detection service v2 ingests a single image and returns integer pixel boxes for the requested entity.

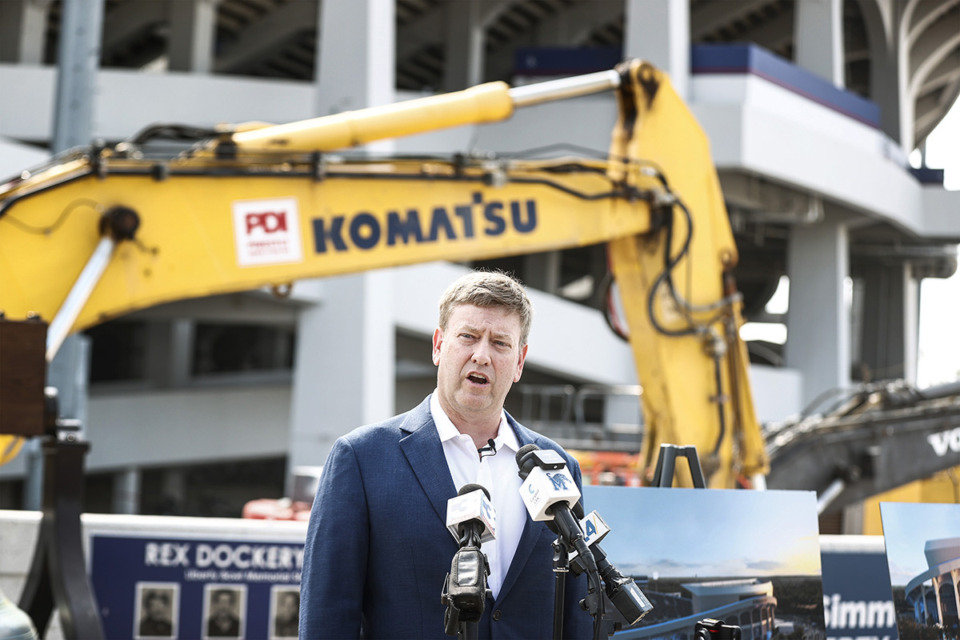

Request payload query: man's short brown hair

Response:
[438,271,533,346]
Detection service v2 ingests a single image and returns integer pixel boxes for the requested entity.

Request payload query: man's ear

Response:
[432,328,443,366]
[514,343,528,382]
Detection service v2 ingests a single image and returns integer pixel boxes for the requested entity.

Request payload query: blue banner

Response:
[819,548,895,640]
[90,534,303,639]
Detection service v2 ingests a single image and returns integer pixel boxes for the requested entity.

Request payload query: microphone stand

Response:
[550,522,605,640]
[551,539,569,640]
[458,613,479,640]
[442,527,489,640]
[453,582,490,640]
[515,447,606,640]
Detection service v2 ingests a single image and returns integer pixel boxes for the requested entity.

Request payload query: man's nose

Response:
[471,340,492,364]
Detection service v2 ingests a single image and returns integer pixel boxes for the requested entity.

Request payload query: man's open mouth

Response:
[467,373,489,384]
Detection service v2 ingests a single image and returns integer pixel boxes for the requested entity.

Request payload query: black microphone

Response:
[478,438,496,459]
[441,484,493,636]
[584,542,653,626]
[562,505,653,625]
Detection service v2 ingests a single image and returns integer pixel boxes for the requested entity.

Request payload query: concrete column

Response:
[933,575,945,623]
[140,319,192,388]
[0,0,52,64]
[856,0,907,147]
[785,222,850,409]
[841,502,863,534]
[51,0,104,152]
[287,273,396,480]
[112,467,141,514]
[168,319,195,387]
[443,0,484,91]
[161,468,187,510]
[287,0,399,484]
[315,0,395,116]
[24,0,103,510]
[46,335,91,435]
[954,569,960,624]
[168,0,219,73]
[895,19,914,153]
[623,0,689,100]
[522,252,561,294]
[25,335,92,509]
[858,262,919,382]
[794,0,844,86]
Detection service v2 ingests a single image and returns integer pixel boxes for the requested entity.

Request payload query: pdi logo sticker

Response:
[232,198,304,267]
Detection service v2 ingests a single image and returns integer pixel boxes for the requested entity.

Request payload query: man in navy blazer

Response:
[300,271,592,639]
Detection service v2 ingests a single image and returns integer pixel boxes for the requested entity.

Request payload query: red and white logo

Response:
[232,198,303,266]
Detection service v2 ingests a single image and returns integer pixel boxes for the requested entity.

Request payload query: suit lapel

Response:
[399,397,457,525]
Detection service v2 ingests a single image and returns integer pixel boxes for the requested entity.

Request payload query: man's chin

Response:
[455,393,495,412]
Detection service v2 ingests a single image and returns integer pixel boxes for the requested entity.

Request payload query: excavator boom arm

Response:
[0,60,768,486]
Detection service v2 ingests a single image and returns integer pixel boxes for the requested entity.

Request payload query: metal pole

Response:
[817,478,845,514]
[19,8,107,638]
[508,69,621,108]
[26,0,104,511]
[232,67,623,153]
[45,236,115,362]
[51,0,105,153]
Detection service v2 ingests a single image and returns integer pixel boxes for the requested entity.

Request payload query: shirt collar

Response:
[430,391,519,454]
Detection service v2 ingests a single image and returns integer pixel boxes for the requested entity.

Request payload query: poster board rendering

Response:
[581,485,825,639]
[880,502,960,639]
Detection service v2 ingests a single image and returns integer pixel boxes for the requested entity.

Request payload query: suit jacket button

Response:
[492,610,502,621]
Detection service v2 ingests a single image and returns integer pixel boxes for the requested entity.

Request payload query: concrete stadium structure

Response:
[620,579,779,640]
[1,0,959,528]
[905,537,960,630]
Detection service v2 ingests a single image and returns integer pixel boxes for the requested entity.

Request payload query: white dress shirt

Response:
[431,392,527,600]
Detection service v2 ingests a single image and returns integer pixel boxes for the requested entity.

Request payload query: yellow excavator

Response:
[0,59,768,490]
[3,61,773,636]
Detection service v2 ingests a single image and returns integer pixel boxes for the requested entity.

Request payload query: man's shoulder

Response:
[334,416,406,456]
[337,397,432,449]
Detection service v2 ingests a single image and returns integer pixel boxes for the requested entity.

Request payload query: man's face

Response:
[433,304,527,427]
[147,595,167,620]
[278,593,298,620]
[213,593,235,617]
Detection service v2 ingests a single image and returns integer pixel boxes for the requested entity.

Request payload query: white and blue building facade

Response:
[0,0,958,531]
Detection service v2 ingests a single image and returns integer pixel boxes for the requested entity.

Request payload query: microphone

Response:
[515,445,599,576]
[567,510,610,562]
[516,444,604,628]
[515,445,581,522]
[478,438,496,459]
[570,510,653,626]
[441,484,494,636]
[580,511,611,546]
[445,483,496,544]
[516,445,653,627]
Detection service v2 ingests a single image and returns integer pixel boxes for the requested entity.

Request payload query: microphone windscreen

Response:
[573,500,585,520]
[447,484,496,543]
[459,483,489,499]
[515,443,539,467]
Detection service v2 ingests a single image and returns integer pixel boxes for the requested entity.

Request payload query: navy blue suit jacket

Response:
[299,396,593,639]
